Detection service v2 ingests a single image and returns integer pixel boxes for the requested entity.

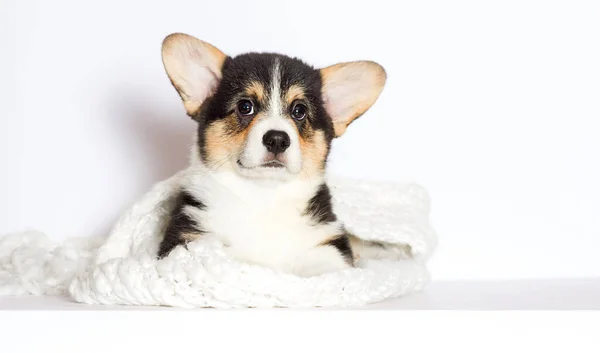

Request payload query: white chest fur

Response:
[180,168,347,275]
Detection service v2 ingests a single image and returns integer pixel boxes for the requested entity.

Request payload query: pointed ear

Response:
[161,33,227,116]
[320,61,387,137]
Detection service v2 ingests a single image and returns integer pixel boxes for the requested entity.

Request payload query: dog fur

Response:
[157,33,403,277]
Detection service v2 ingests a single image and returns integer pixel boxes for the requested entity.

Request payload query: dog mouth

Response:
[236,159,286,169]
[261,160,285,168]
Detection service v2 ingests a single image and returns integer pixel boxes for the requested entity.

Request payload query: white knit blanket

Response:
[0,171,437,308]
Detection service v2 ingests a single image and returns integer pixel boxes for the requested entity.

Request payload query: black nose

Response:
[262,130,290,154]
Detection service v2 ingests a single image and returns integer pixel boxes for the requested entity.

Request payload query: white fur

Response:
[181,164,349,277]
[236,114,302,178]
[0,171,436,308]
[237,58,303,179]
[269,59,283,116]
[182,55,400,275]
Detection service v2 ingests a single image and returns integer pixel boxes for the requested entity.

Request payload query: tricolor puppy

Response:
[158,33,404,277]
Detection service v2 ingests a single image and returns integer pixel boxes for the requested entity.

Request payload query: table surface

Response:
[1,278,598,310]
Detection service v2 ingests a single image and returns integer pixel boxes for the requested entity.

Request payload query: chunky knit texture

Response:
[0,171,437,308]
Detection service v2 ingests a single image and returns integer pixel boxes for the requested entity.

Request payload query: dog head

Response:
[161,33,386,181]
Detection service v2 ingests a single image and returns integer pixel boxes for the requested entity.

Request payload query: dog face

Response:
[161,33,386,181]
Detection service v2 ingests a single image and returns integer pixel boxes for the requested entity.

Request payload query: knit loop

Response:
[1,172,437,308]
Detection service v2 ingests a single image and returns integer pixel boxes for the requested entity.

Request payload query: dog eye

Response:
[291,103,307,121]
[236,100,254,116]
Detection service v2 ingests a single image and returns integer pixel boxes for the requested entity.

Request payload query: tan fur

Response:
[349,235,363,261]
[181,232,203,242]
[284,85,306,105]
[245,81,267,104]
[203,114,260,169]
[298,130,328,179]
[277,83,329,179]
[203,119,236,168]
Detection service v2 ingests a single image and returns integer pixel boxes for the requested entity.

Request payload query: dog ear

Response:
[161,33,227,116]
[320,61,387,137]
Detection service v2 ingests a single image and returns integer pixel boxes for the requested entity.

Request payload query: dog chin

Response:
[235,160,299,181]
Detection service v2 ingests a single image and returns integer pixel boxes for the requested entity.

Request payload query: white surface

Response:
[370,278,600,310]
[2,0,600,282]
[1,279,598,310]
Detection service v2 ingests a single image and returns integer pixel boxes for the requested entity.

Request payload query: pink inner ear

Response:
[322,70,371,124]
[183,61,220,105]
[323,90,352,124]
[162,33,227,114]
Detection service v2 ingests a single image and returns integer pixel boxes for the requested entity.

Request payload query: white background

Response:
[1,0,599,282]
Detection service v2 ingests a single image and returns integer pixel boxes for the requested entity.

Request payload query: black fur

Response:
[322,235,354,265]
[158,191,206,258]
[305,183,337,224]
[164,53,347,262]
[195,53,336,165]
[305,185,355,264]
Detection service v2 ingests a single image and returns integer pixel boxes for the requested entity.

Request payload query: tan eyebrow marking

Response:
[284,85,306,105]
[244,81,267,103]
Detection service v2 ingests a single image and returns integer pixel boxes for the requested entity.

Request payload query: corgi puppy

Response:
[158,33,404,277]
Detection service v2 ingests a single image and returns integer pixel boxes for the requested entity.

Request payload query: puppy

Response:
[158,33,404,277]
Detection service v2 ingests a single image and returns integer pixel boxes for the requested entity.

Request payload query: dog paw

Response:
[356,241,411,261]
